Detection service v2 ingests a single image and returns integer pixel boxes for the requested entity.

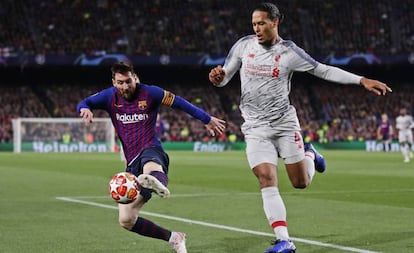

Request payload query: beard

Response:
[120,89,136,101]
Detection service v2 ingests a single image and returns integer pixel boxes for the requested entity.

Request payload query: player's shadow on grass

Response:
[188,235,268,253]
[348,231,414,250]
[305,231,414,253]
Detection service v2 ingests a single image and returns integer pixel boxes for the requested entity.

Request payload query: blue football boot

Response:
[264,240,296,253]
[304,142,326,173]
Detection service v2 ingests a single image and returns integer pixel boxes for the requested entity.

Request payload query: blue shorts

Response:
[381,134,390,141]
[125,146,169,202]
[125,146,169,177]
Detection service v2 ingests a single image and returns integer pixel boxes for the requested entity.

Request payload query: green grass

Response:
[0,151,413,253]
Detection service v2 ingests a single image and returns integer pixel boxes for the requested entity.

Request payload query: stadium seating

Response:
[1,0,413,143]
[0,0,412,56]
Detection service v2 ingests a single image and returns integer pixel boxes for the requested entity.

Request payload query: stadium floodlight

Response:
[12,118,115,153]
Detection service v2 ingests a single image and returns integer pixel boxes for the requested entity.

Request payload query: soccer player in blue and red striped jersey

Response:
[77,62,225,253]
[377,113,394,152]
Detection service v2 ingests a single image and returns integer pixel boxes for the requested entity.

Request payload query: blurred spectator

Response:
[0,85,49,142]
[1,80,413,144]
[1,0,412,56]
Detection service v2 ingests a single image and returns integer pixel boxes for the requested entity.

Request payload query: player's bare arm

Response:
[360,77,392,96]
[79,108,93,125]
[205,116,226,136]
[209,65,225,86]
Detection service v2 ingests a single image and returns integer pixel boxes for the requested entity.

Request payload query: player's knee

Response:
[253,166,277,187]
[290,177,309,189]
[257,174,276,188]
[118,216,136,230]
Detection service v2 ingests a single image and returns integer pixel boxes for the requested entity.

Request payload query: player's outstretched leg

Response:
[137,174,170,198]
[304,143,326,173]
[169,232,187,253]
[265,239,296,253]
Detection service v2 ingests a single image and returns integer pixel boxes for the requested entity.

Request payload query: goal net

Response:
[12,118,116,153]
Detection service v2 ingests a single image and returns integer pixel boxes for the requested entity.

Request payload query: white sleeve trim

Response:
[309,63,363,85]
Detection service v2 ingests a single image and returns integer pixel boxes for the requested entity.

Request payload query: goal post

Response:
[12,118,116,153]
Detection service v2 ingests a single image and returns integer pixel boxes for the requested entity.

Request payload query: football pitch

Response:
[1,150,413,253]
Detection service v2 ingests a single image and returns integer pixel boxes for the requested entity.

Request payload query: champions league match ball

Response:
[108,172,140,204]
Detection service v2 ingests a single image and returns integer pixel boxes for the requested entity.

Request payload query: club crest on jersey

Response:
[274,55,281,62]
[138,101,147,110]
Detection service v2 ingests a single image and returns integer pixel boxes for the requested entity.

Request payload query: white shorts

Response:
[398,129,413,143]
[243,110,305,169]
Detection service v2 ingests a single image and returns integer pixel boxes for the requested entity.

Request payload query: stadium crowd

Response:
[1,80,413,144]
[0,0,413,57]
[1,0,413,144]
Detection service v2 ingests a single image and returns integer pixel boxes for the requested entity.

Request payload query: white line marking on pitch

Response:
[62,188,414,199]
[56,197,380,253]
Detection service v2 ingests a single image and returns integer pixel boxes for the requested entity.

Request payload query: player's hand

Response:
[205,116,226,136]
[360,77,392,96]
[80,108,94,125]
[209,65,225,86]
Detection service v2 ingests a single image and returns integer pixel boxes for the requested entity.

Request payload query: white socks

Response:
[261,187,289,240]
[260,153,316,241]
[402,144,410,161]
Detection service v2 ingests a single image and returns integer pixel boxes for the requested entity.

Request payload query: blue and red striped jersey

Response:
[379,120,392,137]
[77,83,211,164]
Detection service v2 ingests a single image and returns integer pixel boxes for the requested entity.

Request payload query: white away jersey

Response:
[219,35,361,128]
[221,35,316,126]
[396,115,413,131]
[396,114,414,143]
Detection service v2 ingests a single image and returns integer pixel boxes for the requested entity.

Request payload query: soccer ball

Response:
[108,172,140,204]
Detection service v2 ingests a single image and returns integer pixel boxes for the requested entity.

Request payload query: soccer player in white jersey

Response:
[209,2,392,253]
[395,107,413,162]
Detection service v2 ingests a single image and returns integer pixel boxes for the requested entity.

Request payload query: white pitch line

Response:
[56,197,381,253]
[61,187,414,199]
[64,193,261,199]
